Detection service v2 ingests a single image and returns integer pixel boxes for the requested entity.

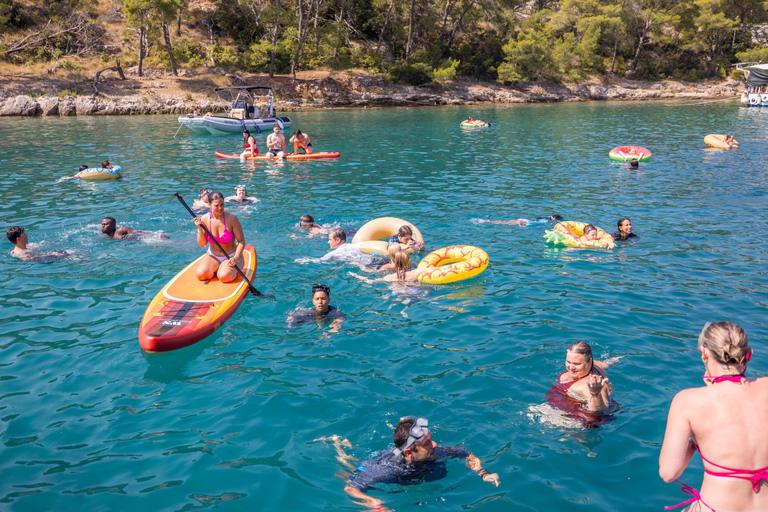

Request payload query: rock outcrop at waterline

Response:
[0,73,744,117]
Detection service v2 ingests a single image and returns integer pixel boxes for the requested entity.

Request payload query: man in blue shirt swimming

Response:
[344,416,499,510]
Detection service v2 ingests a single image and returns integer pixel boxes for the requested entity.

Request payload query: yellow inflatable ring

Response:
[417,245,489,284]
[553,221,614,248]
[351,217,424,256]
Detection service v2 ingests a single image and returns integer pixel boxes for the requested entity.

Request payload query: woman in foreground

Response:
[193,191,246,283]
[659,321,768,511]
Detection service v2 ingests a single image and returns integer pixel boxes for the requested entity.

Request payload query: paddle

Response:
[174,193,273,299]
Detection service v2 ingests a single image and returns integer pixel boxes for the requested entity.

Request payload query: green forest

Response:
[2,0,768,84]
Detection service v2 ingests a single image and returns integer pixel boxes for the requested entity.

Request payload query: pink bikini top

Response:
[207,213,235,245]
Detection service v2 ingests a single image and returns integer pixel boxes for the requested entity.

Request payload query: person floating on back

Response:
[479,214,563,226]
[343,416,499,510]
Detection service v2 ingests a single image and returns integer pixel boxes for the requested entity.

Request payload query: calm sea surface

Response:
[0,100,766,511]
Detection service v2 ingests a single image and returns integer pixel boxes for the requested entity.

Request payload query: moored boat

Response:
[734,62,768,107]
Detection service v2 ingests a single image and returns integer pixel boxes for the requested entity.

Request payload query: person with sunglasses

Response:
[287,284,345,333]
[6,226,72,262]
[344,416,499,510]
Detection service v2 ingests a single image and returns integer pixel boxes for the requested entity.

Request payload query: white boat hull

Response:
[742,92,768,106]
[178,115,292,134]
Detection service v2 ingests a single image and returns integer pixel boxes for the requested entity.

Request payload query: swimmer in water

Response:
[6,226,72,262]
[101,217,169,240]
[298,214,324,234]
[577,223,616,249]
[225,184,258,203]
[193,188,213,210]
[101,160,113,170]
[724,134,740,148]
[557,342,617,412]
[480,214,563,226]
[380,249,434,283]
[343,416,499,511]
[287,283,345,333]
[387,225,424,254]
[630,159,639,168]
[296,228,373,265]
[611,218,638,242]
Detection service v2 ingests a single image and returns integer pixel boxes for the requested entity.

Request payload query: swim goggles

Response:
[392,416,429,456]
[202,188,212,195]
[312,284,330,296]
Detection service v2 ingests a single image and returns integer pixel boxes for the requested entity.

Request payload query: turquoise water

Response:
[1,100,766,511]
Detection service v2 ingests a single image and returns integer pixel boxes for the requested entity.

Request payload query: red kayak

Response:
[215,151,340,160]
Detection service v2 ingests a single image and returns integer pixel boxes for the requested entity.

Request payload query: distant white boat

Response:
[734,62,768,106]
[178,85,292,135]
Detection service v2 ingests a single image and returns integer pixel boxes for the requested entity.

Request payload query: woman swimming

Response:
[225,185,258,203]
[549,341,615,413]
[660,321,768,511]
[380,249,434,283]
[193,191,246,283]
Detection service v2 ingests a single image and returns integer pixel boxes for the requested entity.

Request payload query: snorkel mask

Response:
[392,416,429,456]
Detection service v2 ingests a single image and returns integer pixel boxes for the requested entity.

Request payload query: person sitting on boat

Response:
[240,130,258,161]
[193,106,201,116]
[265,125,287,160]
[225,184,258,203]
[480,214,563,226]
[612,218,639,242]
[6,226,72,262]
[193,191,246,283]
[289,129,313,154]
[659,321,768,512]
[724,134,741,148]
[297,228,373,265]
[387,225,424,254]
[101,217,168,240]
[287,283,345,333]
[343,416,499,511]
[578,224,616,249]
[299,214,324,234]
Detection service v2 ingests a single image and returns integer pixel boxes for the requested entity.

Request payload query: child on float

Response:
[577,224,616,249]
[387,225,425,254]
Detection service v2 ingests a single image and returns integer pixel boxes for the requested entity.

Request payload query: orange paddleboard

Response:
[138,245,257,352]
[215,151,340,160]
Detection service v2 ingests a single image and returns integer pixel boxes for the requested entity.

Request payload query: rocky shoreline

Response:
[0,70,744,117]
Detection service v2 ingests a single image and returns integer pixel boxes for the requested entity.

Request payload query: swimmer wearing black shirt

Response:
[611,218,639,242]
[287,283,345,333]
[344,416,499,510]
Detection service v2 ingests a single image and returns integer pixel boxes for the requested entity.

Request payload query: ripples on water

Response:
[0,101,765,511]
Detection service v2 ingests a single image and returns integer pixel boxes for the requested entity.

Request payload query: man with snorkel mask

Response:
[343,416,499,510]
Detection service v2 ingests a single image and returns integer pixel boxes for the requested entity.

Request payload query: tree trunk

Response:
[208,14,216,66]
[376,0,395,53]
[629,19,651,74]
[138,26,145,77]
[406,0,416,58]
[447,0,475,48]
[439,0,452,44]
[538,0,544,10]
[314,0,321,51]
[269,0,281,78]
[176,11,181,37]
[162,22,178,76]
[609,38,617,74]
[333,6,343,59]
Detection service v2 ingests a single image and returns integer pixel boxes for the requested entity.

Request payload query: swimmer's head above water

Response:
[300,214,316,228]
[582,223,598,239]
[328,228,346,249]
[311,283,331,313]
[630,159,639,168]
[100,217,117,237]
[6,226,26,245]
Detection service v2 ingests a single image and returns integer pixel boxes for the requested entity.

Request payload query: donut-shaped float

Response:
[609,146,651,162]
[76,166,123,180]
[351,217,424,256]
[704,134,731,149]
[417,245,489,284]
[461,121,490,128]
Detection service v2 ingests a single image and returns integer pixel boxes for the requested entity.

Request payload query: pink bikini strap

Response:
[664,480,715,511]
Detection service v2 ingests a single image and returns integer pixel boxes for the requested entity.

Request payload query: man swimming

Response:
[6,226,71,262]
[100,217,168,240]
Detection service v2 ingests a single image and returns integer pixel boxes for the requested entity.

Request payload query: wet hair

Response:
[312,283,330,297]
[583,224,598,236]
[79,165,89,171]
[294,129,302,136]
[567,341,601,375]
[101,160,111,168]
[394,249,410,282]
[725,134,733,140]
[698,321,749,368]
[103,216,116,225]
[6,226,24,244]
[387,242,401,263]
[208,191,225,202]
[397,225,413,239]
[301,214,314,224]
[329,228,346,243]
[243,130,250,137]
[630,159,639,168]
[393,418,416,448]
[537,215,563,222]
[235,184,247,193]
[617,218,630,230]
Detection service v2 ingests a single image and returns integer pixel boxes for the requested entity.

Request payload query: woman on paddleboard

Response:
[194,191,246,283]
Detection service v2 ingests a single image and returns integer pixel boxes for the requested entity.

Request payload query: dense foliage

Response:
[2,0,768,83]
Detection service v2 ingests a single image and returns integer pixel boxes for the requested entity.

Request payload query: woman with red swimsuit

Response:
[193,191,246,283]
[660,321,768,511]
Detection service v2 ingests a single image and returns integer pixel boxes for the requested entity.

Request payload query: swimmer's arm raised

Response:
[465,454,500,486]
[659,392,697,483]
